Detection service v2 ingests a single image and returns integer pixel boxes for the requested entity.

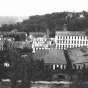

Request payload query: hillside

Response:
[0,16,29,27]
[0,11,88,36]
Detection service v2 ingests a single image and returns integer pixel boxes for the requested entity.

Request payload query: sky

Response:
[0,0,88,16]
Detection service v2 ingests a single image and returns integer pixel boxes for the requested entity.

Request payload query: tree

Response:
[64,50,72,71]
[2,40,45,88]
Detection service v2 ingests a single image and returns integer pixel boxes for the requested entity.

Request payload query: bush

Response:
[70,80,88,88]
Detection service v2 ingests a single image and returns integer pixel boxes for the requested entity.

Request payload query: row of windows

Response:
[57,45,85,49]
[57,40,88,44]
[34,38,46,41]
[58,36,88,40]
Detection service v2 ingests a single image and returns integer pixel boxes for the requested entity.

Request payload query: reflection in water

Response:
[31,84,70,88]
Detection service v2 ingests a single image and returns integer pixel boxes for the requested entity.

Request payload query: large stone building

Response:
[55,30,88,50]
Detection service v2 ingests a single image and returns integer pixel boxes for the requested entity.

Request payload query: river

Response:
[31,84,70,88]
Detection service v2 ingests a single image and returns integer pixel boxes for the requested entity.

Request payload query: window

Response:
[83,41,85,44]
[63,40,65,44]
[60,36,62,39]
[75,36,76,39]
[83,37,85,40]
[80,41,82,44]
[78,36,79,39]
[69,40,70,44]
[66,36,67,39]
[72,36,73,39]
[77,41,79,44]
[81,36,82,39]
[60,40,62,44]
[69,36,71,39]
[65,45,67,48]
[68,45,70,48]
[51,41,54,44]
[71,45,73,48]
[74,40,76,44]
[74,45,76,48]
[58,36,59,39]
[62,36,63,39]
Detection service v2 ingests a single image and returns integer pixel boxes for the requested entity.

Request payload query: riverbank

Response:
[31,81,72,85]
[0,81,71,88]
[1,79,88,88]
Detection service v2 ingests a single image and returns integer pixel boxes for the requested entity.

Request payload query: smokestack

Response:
[47,29,50,41]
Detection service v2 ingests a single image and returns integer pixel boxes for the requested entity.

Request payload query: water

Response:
[31,84,70,88]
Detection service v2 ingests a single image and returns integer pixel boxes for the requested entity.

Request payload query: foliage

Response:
[0,40,45,88]
[70,81,88,88]
[3,33,26,41]
[1,11,88,34]
[64,50,72,71]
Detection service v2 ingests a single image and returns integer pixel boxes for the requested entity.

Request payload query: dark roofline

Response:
[56,31,86,33]
[73,62,88,64]
[67,46,88,51]
[0,31,27,35]
[45,63,66,65]
[55,31,86,36]
[29,32,46,35]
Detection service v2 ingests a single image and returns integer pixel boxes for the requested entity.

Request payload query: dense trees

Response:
[0,40,45,88]
[3,32,26,41]
[0,11,88,37]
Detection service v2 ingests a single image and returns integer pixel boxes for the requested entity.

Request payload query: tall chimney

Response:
[47,29,50,41]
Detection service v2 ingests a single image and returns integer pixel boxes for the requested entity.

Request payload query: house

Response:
[67,47,88,70]
[33,49,67,70]
[30,29,56,53]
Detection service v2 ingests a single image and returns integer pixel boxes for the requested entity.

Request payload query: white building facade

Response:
[32,37,56,53]
[55,31,88,50]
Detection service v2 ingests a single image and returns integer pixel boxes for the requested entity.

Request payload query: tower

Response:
[63,24,67,31]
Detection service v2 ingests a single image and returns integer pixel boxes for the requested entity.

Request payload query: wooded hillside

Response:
[0,11,88,37]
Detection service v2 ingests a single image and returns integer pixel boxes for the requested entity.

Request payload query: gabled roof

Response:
[33,49,66,64]
[67,47,88,64]
[55,31,86,36]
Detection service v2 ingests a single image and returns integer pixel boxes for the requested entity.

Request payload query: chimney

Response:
[47,29,50,41]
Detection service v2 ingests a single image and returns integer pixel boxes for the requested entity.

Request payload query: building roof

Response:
[11,41,32,48]
[33,49,66,64]
[29,32,46,38]
[55,31,86,36]
[0,31,27,35]
[29,32,46,35]
[67,47,88,64]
